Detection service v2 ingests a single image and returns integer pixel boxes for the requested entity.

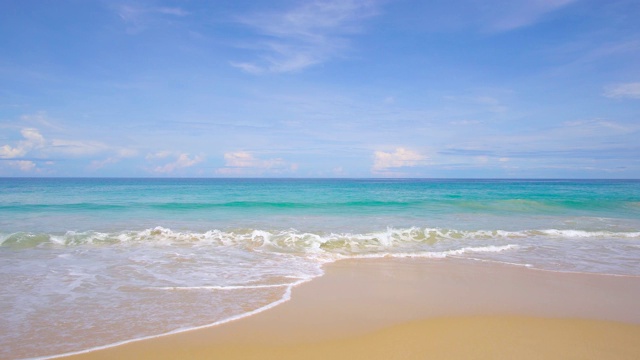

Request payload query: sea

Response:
[1,178,639,359]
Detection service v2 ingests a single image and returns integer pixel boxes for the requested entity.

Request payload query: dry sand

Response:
[60,258,640,360]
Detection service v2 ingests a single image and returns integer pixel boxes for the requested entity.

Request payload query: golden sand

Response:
[61,259,640,360]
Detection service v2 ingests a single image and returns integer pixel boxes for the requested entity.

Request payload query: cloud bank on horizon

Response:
[1,0,639,178]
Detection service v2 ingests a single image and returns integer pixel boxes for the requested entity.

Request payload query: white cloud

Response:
[233,0,379,73]
[0,128,45,158]
[224,151,259,168]
[146,150,174,160]
[153,153,203,173]
[2,126,138,172]
[0,144,25,158]
[217,151,296,175]
[223,151,287,169]
[21,128,45,146]
[373,148,426,171]
[8,160,37,172]
[604,82,640,99]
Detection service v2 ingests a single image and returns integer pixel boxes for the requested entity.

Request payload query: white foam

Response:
[539,229,640,238]
[147,283,293,291]
[4,227,639,251]
[462,257,534,268]
[9,224,640,360]
[31,277,315,360]
[339,244,519,260]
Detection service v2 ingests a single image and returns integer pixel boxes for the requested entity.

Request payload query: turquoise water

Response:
[2,178,639,232]
[1,178,640,359]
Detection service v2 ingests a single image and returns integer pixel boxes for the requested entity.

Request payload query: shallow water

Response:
[1,178,639,359]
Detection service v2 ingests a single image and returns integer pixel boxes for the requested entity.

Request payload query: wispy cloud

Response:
[155,7,189,17]
[89,157,120,170]
[224,151,282,168]
[216,151,297,175]
[604,82,640,99]
[229,62,264,75]
[485,0,577,32]
[146,150,174,160]
[114,3,189,33]
[545,39,640,77]
[151,153,203,174]
[438,119,640,164]
[89,149,138,170]
[372,148,426,172]
[0,125,137,173]
[232,0,379,73]
[49,139,110,156]
[408,0,577,33]
[441,94,510,115]
[7,160,37,172]
[19,111,62,130]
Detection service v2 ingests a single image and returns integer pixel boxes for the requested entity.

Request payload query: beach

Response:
[4,0,640,357]
[2,178,640,359]
[60,258,640,360]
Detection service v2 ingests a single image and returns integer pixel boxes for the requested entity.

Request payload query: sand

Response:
[60,258,640,360]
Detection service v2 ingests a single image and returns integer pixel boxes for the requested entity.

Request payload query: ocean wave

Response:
[3,198,635,214]
[2,227,639,251]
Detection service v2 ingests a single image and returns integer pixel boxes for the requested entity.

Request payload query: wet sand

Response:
[60,258,640,359]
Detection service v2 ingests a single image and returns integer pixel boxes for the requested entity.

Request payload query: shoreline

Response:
[53,257,640,360]
[39,278,311,360]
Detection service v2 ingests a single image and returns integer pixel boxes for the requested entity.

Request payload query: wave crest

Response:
[2,227,639,253]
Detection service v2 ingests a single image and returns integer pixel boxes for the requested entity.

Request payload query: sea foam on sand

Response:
[59,258,640,360]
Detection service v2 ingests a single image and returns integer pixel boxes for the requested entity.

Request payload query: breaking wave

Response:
[2,226,639,253]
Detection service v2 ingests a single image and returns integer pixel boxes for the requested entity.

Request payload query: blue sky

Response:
[1,0,639,178]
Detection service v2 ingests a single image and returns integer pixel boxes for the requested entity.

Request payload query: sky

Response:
[1,0,639,178]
